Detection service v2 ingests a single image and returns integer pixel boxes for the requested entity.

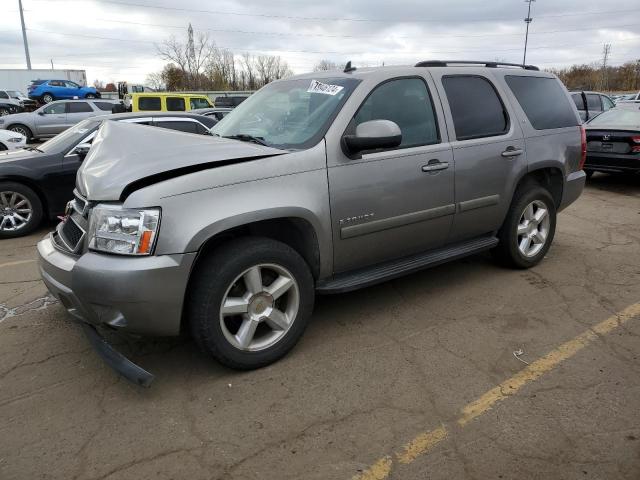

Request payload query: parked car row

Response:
[0,111,218,236]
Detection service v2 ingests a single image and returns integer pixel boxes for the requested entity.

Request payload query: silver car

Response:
[0,99,118,140]
[38,61,586,385]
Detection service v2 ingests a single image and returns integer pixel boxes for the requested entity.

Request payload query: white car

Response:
[0,130,26,151]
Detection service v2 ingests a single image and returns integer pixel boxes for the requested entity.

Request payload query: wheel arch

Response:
[513,164,564,209]
[0,175,50,216]
[6,123,33,138]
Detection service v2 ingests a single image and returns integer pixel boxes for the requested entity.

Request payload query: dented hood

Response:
[77,120,286,200]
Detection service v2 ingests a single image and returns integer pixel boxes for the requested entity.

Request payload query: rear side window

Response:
[586,94,602,112]
[442,75,508,140]
[166,97,186,111]
[602,96,614,110]
[67,102,92,113]
[139,96,161,111]
[95,102,115,111]
[0,92,8,99]
[353,77,439,148]
[505,76,578,130]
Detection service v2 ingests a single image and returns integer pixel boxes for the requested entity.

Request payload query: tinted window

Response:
[67,102,92,113]
[353,78,439,147]
[138,96,161,111]
[42,103,66,114]
[65,81,80,89]
[0,92,8,99]
[190,97,211,109]
[443,75,508,140]
[505,76,578,130]
[49,81,64,87]
[95,101,115,111]
[166,97,186,111]
[587,109,640,127]
[586,94,602,111]
[155,120,198,133]
[572,93,585,110]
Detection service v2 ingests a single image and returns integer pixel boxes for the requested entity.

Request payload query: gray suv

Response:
[37,61,586,385]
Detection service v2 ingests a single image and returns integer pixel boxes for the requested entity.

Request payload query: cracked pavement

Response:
[1,173,639,480]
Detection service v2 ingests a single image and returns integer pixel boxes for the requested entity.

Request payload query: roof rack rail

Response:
[415,60,539,71]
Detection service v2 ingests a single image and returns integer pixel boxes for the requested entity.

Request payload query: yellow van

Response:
[123,93,213,112]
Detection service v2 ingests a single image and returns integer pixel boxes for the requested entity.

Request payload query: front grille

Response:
[61,218,84,247]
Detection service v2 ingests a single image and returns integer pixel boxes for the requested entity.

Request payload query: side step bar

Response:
[316,235,499,294]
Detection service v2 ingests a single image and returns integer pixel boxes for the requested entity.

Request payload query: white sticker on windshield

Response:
[307,80,344,96]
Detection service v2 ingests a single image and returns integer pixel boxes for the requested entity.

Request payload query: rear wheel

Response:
[85,93,96,99]
[8,124,32,140]
[42,93,54,104]
[187,237,315,370]
[0,182,43,238]
[493,182,556,269]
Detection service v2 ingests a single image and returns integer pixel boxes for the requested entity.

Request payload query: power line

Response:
[29,0,640,25]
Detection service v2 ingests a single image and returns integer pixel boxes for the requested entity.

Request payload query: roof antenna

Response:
[343,61,356,73]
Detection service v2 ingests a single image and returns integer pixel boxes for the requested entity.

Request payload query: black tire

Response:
[584,169,594,179]
[42,93,55,104]
[85,93,96,99]
[0,181,43,238]
[187,237,315,370]
[0,107,9,117]
[8,124,33,140]
[493,181,557,269]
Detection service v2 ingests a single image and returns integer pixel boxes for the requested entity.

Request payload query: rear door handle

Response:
[422,161,449,172]
[501,147,524,158]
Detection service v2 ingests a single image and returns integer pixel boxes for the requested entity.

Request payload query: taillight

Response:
[631,135,640,143]
[630,135,640,153]
[579,125,587,169]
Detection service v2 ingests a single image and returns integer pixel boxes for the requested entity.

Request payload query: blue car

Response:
[28,80,100,104]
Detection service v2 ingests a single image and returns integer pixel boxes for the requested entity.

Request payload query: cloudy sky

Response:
[1,0,639,85]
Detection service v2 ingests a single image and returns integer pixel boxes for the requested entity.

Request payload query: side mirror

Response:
[37,111,44,116]
[343,120,402,154]
[74,143,91,159]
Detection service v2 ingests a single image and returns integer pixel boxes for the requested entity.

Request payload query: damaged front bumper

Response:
[37,235,196,386]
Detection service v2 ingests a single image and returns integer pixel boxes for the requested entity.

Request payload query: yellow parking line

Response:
[0,259,36,269]
[352,302,640,480]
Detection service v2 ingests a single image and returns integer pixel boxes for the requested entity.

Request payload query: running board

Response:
[316,236,498,294]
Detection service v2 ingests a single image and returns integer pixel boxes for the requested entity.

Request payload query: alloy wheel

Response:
[516,200,550,257]
[10,126,29,138]
[0,191,33,232]
[219,263,300,352]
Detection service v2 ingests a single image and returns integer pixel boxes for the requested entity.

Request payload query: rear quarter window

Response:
[505,76,578,130]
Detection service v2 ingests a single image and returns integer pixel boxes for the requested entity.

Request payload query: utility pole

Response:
[18,0,32,70]
[601,43,611,91]
[522,0,535,65]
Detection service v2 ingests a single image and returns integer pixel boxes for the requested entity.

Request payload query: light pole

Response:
[18,0,32,69]
[523,0,535,66]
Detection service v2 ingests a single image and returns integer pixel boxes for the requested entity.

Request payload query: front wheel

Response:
[0,182,43,238]
[187,237,315,370]
[493,183,557,269]
[8,124,33,140]
[85,93,96,99]
[0,107,9,116]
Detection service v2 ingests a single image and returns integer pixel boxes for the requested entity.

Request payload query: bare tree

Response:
[145,71,165,91]
[313,59,339,71]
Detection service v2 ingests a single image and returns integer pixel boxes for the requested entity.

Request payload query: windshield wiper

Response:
[222,134,269,147]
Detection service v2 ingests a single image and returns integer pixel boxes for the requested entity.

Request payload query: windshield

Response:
[588,109,640,128]
[38,118,102,153]
[211,77,360,150]
[7,91,24,99]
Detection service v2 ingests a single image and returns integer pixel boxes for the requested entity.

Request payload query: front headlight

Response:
[7,137,23,143]
[88,205,161,256]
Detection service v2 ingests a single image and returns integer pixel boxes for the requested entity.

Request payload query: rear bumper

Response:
[558,170,586,212]
[37,235,196,336]
[584,152,640,173]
